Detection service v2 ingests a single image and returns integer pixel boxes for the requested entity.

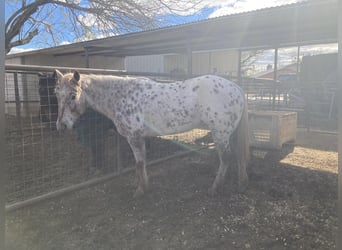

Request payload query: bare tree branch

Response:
[6,0,209,53]
[9,28,38,48]
[241,50,265,76]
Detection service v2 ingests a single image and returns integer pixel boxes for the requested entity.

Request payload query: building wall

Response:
[164,50,239,76]
[125,55,164,73]
[12,54,125,70]
[164,54,187,74]
[5,57,21,64]
[87,55,125,70]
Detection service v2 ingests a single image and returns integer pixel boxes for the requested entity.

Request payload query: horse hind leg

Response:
[126,136,149,197]
[233,135,249,192]
[208,142,230,196]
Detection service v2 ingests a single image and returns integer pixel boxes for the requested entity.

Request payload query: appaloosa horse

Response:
[54,70,249,197]
[38,72,115,171]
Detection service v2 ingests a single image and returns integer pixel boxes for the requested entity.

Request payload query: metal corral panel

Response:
[248,110,297,149]
[5,72,40,117]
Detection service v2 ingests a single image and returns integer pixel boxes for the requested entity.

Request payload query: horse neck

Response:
[81,77,118,118]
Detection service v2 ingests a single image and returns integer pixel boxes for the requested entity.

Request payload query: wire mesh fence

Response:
[240,78,337,131]
[5,65,336,208]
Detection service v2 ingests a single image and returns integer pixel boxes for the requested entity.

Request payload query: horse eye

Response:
[71,94,76,100]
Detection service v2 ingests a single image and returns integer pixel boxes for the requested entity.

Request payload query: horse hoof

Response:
[208,187,218,197]
[238,179,248,193]
[133,188,145,198]
[88,167,101,176]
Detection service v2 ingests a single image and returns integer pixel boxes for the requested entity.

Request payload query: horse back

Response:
[140,75,244,136]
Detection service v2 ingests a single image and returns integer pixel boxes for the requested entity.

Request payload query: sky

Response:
[157,0,303,25]
[6,0,305,53]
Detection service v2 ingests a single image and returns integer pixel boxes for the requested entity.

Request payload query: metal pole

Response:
[14,72,22,132]
[5,64,175,78]
[272,48,279,110]
[85,47,90,68]
[186,42,193,78]
[0,0,6,246]
[337,1,342,249]
[296,46,300,77]
[238,50,242,85]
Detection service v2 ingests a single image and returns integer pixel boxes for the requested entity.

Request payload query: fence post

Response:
[337,2,342,249]
[14,72,23,132]
[0,0,5,247]
[272,47,279,111]
[116,134,122,173]
[237,50,242,84]
[186,42,193,78]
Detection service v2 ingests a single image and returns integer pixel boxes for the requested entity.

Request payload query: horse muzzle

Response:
[56,117,73,130]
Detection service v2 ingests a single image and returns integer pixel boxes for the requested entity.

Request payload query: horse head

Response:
[54,69,86,130]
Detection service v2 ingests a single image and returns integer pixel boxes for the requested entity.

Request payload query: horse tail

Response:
[234,96,250,190]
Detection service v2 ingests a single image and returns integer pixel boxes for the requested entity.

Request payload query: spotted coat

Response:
[55,71,248,197]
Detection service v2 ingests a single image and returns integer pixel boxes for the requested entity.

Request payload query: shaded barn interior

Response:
[299,53,337,122]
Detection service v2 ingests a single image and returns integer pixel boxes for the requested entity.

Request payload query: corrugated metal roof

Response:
[6,0,338,58]
[158,0,308,28]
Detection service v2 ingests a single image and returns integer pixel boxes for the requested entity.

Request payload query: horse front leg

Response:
[126,136,148,197]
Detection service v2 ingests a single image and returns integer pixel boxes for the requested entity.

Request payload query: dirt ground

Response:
[5,130,338,250]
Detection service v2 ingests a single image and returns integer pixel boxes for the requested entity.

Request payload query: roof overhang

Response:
[6,0,338,59]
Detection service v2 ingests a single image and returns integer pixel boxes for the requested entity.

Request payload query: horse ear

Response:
[73,71,80,83]
[54,69,63,81]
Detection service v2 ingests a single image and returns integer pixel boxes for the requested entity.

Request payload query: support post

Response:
[14,72,22,132]
[186,43,193,78]
[296,46,300,77]
[272,48,279,110]
[337,1,342,249]
[0,0,5,247]
[85,47,90,68]
[237,50,242,85]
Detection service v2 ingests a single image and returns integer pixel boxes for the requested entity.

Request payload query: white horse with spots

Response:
[54,70,249,197]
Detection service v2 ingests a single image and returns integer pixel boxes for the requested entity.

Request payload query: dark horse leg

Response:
[90,138,105,170]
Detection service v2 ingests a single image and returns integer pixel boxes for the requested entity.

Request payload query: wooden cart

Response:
[248,110,297,160]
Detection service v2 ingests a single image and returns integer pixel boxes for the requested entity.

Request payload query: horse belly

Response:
[142,104,203,137]
[143,116,202,136]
